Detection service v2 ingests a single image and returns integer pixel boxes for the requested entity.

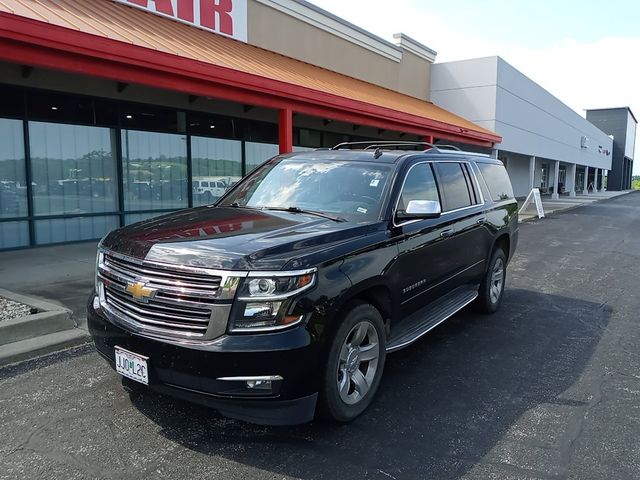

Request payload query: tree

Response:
[632,176,640,190]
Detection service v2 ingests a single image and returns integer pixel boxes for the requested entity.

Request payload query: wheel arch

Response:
[491,233,511,260]
[332,279,398,329]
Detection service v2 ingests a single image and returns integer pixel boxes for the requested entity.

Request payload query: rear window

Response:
[478,163,514,201]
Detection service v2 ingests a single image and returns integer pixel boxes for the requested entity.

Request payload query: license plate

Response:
[115,347,149,385]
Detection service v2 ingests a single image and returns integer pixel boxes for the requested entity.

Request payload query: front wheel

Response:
[320,303,387,423]
[475,248,507,313]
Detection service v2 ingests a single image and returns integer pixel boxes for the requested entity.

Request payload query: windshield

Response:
[219,159,393,220]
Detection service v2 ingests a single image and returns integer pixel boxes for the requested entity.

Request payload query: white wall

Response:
[431,56,613,170]
[431,56,498,125]
[502,154,531,197]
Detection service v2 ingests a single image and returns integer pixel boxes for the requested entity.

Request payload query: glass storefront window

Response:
[122,130,188,211]
[0,221,29,249]
[29,122,118,216]
[245,141,279,173]
[34,216,119,245]
[191,136,242,206]
[0,118,27,218]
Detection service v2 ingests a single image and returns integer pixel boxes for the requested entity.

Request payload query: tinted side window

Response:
[478,163,514,201]
[434,163,472,211]
[398,164,439,212]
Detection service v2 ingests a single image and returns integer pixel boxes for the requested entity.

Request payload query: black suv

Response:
[88,142,518,425]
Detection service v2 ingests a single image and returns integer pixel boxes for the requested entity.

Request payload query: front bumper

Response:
[88,295,321,425]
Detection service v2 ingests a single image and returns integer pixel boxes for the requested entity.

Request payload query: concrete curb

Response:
[0,287,90,367]
[0,329,90,367]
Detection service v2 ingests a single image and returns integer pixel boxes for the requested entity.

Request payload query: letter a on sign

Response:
[113,0,248,42]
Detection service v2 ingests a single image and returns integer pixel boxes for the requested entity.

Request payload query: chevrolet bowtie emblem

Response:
[126,281,157,302]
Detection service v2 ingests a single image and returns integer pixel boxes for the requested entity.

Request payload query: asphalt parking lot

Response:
[1,192,639,480]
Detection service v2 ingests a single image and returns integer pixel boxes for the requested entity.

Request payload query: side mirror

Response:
[396,200,442,221]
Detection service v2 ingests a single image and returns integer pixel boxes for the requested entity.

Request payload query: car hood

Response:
[101,206,381,271]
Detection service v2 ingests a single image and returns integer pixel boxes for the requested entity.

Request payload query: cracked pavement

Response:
[2,192,640,480]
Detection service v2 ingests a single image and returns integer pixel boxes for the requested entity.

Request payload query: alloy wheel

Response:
[490,257,505,304]
[336,321,380,405]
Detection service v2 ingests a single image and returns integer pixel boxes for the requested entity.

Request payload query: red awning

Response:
[0,0,501,146]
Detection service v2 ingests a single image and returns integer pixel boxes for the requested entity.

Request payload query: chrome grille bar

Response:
[97,250,238,340]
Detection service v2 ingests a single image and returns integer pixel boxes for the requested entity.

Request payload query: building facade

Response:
[586,107,637,191]
[0,0,500,250]
[431,56,613,199]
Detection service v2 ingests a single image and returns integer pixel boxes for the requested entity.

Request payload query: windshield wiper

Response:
[263,206,346,223]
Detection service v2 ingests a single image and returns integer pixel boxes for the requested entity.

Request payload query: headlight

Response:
[230,269,317,332]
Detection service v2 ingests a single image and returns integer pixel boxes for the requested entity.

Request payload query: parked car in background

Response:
[89,142,518,425]
[192,176,236,203]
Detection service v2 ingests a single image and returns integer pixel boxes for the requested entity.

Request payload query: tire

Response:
[475,248,507,313]
[319,302,387,423]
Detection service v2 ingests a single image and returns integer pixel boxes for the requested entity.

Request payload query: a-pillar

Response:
[278,108,293,154]
[551,160,560,199]
[491,149,499,160]
[566,163,577,197]
[528,156,536,191]
[583,166,589,194]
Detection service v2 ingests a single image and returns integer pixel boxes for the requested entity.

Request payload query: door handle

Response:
[476,217,487,225]
[440,229,454,238]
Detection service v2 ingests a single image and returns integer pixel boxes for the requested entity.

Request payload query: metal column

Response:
[529,156,536,192]
[583,166,589,194]
[551,160,560,200]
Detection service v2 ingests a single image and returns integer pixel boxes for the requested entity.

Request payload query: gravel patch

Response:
[0,296,36,321]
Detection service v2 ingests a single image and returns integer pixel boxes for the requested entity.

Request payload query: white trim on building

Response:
[392,33,438,63]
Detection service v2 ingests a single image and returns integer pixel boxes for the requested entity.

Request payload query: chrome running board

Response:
[386,286,478,352]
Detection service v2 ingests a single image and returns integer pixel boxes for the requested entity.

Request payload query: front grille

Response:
[98,252,224,338]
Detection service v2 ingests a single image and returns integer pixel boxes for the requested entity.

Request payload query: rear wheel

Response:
[475,248,507,313]
[320,303,386,422]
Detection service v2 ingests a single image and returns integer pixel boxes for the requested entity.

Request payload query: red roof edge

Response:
[0,12,501,146]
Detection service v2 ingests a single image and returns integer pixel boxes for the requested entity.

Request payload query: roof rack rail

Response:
[330,141,465,159]
[332,140,436,150]
[432,144,462,151]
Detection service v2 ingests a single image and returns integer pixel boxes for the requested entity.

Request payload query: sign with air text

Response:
[113,0,247,42]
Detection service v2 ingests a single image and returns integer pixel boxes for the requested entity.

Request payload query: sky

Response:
[309,0,640,174]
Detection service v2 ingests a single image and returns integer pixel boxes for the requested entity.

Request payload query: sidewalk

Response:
[0,241,97,365]
[0,241,98,328]
[518,190,633,221]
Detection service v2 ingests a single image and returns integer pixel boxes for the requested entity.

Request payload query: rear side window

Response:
[398,164,440,212]
[478,163,514,201]
[434,163,473,211]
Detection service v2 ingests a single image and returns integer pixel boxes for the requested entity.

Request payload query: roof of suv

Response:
[281,148,501,165]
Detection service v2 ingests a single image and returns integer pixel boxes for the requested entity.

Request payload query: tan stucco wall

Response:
[247,1,431,100]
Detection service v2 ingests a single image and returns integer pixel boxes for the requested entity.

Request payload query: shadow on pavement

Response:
[127,288,611,479]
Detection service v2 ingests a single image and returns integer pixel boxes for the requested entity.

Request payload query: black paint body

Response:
[89,150,519,425]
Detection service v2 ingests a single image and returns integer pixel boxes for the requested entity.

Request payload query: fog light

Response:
[246,379,272,390]
[217,375,283,397]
